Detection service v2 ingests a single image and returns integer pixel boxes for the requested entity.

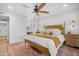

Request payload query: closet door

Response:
[0,15,9,56]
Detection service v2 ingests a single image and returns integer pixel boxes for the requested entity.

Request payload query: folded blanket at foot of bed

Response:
[30,33,61,47]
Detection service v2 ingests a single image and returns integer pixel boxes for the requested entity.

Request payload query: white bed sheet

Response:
[24,34,65,56]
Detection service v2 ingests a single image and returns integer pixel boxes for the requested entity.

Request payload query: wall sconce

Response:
[68,20,77,34]
[71,20,77,29]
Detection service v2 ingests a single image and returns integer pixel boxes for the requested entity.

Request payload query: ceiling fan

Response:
[23,3,49,16]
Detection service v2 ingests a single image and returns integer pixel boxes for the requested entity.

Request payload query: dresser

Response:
[66,33,79,47]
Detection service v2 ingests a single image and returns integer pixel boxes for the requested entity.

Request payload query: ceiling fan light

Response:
[8,6,13,10]
[63,4,68,7]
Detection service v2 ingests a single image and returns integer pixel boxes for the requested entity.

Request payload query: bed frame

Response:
[25,22,65,55]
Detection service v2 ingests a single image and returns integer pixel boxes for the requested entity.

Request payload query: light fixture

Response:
[63,4,68,7]
[8,6,13,10]
[68,20,77,34]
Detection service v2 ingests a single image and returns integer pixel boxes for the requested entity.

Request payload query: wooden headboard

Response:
[44,22,65,35]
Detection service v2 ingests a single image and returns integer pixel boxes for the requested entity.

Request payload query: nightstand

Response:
[66,33,79,47]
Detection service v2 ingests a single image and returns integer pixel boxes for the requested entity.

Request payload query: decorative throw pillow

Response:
[42,31,48,35]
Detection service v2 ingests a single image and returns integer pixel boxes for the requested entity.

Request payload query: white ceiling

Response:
[0,3,79,19]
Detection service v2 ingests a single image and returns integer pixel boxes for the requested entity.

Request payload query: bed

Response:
[24,23,65,56]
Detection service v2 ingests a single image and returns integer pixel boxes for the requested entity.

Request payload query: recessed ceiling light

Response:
[63,4,68,7]
[8,6,13,10]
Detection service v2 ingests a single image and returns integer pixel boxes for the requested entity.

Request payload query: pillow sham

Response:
[53,29,61,34]
[47,29,61,35]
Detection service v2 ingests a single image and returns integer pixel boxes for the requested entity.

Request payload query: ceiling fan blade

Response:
[37,3,46,11]
[39,11,49,14]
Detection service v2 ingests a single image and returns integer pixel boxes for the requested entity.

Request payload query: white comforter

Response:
[24,34,65,56]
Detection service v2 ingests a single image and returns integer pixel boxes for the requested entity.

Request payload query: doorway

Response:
[0,15,9,55]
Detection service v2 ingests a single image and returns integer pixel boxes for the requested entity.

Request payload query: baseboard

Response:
[9,39,24,45]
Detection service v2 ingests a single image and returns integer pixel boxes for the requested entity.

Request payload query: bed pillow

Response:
[47,29,61,35]
[52,29,61,35]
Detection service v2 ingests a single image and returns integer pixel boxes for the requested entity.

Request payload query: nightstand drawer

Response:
[66,33,79,47]
[66,38,75,46]
[75,39,79,47]
[69,36,79,39]
[67,34,79,39]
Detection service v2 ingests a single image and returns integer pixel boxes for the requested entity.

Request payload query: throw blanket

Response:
[30,33,61,48]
